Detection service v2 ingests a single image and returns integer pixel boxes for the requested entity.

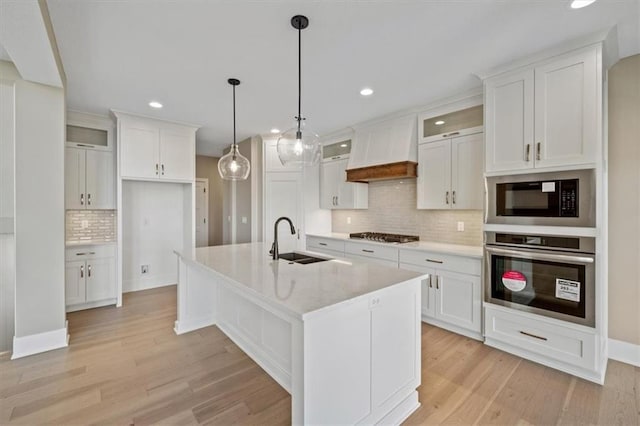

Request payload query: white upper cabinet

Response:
[320,137,368,209]
[115,112,198,182]
[65,147,115,210]
[417,132,483,210]
[485,46,600,173]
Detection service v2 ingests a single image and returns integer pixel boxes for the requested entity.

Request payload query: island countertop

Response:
[175,242,425,320]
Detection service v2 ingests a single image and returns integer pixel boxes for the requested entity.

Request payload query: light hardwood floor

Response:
[0,285,638,425]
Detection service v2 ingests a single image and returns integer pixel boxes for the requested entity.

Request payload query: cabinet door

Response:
[399,263,436,319]
[320,160,339,209]
[485,69,534,173]
[85,150,115,209]
[417,140,451,209]
[65,148,86,209]
[120,121,160,179]
[85,256,116,302]
[371,283,420,409]
[159,129,194,181]
[451,132,484,210]
[435,270,481,333]
[65,260,86,306]
[335,158,355,208]
[534,48,598,168]
[264,172,303,253]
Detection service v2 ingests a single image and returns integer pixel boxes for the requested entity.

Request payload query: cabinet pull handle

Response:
[536,142,541,161]
[161,164,165,175]
[362,249,375,253]
[428,275,433,288]
[76,252,96,256]
[319,242,327,246]
[80,265,84,278]
[87,193,91,205]
[76,144,94,148]
[435,275,439,290]
[443,132,460,138]
[80,193,84,206]
[331,156,341,160]
[155,164,159,175]
[335,196,339,206]
[525,144,531,162]
[88,264,91,278]
[445,191,449,205]
[519,330,547,341]
[452,190,456,204]
[426,258,443,264]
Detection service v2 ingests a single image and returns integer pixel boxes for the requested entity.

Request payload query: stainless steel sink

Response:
[278,252,330,264]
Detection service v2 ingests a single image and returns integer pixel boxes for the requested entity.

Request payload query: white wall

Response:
[122,180,187,292]
[0,61,67,342]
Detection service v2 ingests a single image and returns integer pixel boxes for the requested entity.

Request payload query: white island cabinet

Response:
[175,243,424,425]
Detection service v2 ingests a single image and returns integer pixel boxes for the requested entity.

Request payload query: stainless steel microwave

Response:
[486,170,595,227]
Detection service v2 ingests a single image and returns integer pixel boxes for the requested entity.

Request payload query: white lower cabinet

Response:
[306,236,345,258]
[400,249,482,340]
[65,245,117,311]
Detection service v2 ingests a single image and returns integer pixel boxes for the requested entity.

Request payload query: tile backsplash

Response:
[66,210,116,244]
[332,180,483,246]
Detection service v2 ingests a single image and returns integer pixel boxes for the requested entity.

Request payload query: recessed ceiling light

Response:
[270,128,281,134]
[148,101,163,109]
[570,0,596,9]
[360,88,374,96]
[340,143,347,147]
[435,120,445,125]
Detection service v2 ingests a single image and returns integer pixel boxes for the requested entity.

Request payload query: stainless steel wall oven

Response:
[485,232,595,327]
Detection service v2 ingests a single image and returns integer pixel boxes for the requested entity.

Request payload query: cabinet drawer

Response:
[484,305,596,370]
[306,247,344,259]
[307,236,345,253]
[399,249,480,276]
[66,245,116,261]
[345,241,398,263]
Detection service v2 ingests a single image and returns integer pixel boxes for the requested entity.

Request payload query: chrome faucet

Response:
[270,216,296,260]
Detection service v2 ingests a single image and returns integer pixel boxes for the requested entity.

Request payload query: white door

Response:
[435,270,481,333]
[264,172,302,254]
[195,179,209,247]
[85,257,116,302]
[65,260,86,306]
[534,48,597,168]
[417,140,451,209]
[320,160,338,209]
[451,132,484,210]
[120,122,159,179]
[485,69,534,173]
[65,147,86,209]
[85,150,115,209]
[160,129,194,181]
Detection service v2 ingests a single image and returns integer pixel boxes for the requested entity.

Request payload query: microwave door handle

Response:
[485,246,594,265]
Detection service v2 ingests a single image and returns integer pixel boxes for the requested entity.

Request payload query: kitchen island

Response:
[174,242,425,425]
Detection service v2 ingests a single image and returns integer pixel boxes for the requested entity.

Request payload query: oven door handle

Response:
[485,246,594,265]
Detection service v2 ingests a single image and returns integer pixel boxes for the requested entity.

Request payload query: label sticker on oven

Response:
[502,271,527,292]
[542,182,556,192]
[556,279,580,302]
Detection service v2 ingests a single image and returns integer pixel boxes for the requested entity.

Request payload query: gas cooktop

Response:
[349,232,419,244]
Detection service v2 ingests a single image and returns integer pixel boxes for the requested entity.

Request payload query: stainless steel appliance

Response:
[485,231,595,327]
[486,169,595,227]
[349,232,419,244]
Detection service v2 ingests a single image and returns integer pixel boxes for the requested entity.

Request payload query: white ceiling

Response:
[47,0,639,157]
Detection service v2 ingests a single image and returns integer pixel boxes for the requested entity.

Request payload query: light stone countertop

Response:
[307,233,483,259]
[175,242,426,319]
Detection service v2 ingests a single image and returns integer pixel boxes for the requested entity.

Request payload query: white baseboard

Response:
[12,322,68,359]
[609,338,640,367]
[123,274,176,293]
[173,315,216,335]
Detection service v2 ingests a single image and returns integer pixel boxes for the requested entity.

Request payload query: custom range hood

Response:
[346,114,418,183]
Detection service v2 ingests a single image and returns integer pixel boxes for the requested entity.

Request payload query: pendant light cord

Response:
[232,83,237,158]
[297,23,302,135]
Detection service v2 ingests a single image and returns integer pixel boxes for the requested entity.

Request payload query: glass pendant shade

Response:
[276,124,321,166]
[218,144,250,180]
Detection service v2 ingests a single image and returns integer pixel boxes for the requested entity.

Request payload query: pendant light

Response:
[218,78,250,180]
[276,15,321,166]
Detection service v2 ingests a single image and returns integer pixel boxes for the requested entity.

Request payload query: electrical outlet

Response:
[141,265,149,274]
[81,220,89,229]
[241,216,248,224]
[347,217,352,225]
[457,221,465,232]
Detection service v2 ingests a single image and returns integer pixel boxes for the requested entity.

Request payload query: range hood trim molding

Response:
[346,161,418,183]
